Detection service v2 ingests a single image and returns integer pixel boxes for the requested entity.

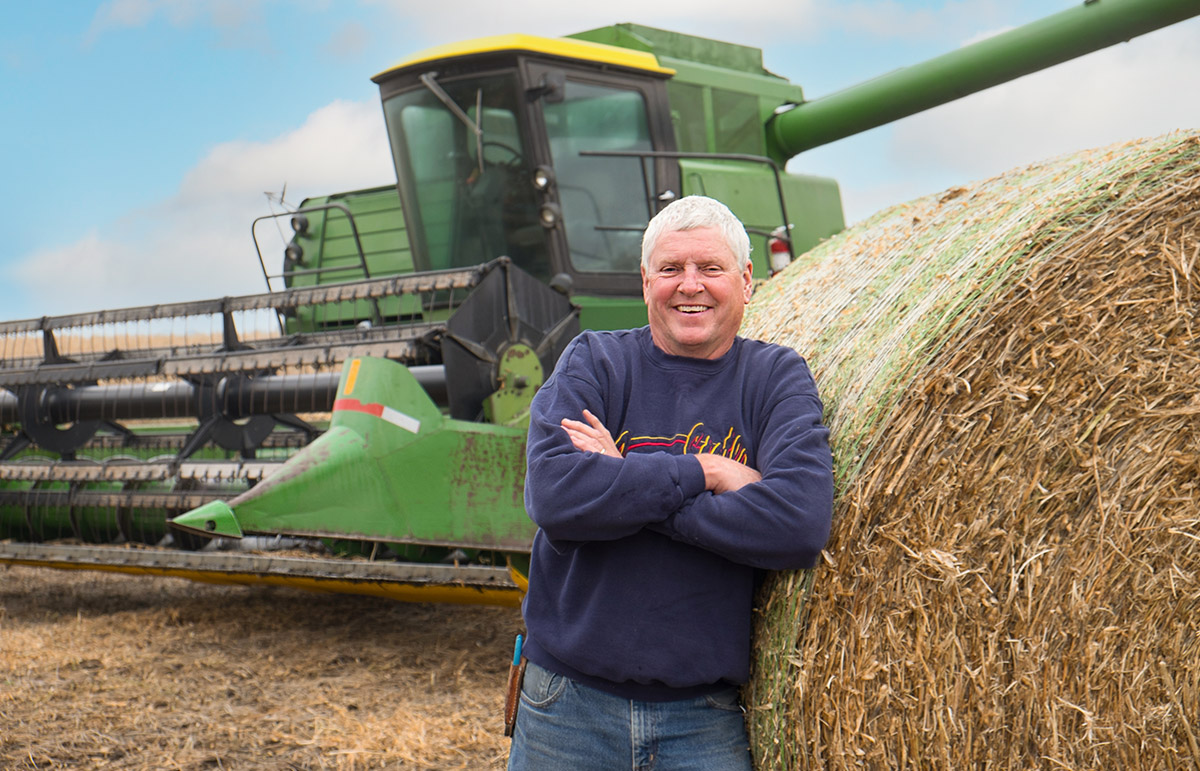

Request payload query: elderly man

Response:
[509,196,833,770]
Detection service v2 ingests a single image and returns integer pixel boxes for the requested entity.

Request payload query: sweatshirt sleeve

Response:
[652,353,834,570]
[524,336,708,552]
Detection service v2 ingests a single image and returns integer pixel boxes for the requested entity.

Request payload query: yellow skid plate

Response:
[0,543,524,608]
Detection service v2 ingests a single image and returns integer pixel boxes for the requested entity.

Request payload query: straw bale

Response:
[742,131,1200,770]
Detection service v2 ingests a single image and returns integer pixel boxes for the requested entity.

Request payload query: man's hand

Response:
[561,410,621,457]
[561,411,761,495]
[696,453,761,495]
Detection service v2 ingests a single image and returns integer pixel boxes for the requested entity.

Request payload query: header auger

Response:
[3,0,1197,605]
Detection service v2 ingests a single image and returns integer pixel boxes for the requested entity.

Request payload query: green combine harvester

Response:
[2,0,1196,606]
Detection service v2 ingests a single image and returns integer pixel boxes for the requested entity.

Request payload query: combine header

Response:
[3,0,1197,605]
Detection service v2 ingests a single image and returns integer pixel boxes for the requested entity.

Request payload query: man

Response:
[509,196,833,770]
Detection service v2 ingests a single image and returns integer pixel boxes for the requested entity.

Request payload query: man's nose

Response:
[678,266,703,293]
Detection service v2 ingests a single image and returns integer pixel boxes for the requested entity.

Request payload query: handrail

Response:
[251,203,374,294]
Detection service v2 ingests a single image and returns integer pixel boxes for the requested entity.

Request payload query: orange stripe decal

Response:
[344,359,361,395]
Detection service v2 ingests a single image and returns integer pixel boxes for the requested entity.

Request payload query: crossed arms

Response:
[562,409,763,495]
[524,347,833,571]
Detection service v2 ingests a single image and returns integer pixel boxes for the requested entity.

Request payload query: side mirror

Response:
[528,71,565,103]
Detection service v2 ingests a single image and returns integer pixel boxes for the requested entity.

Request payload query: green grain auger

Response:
[3,0,1197,605]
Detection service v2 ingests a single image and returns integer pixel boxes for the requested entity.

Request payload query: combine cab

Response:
[3,0,1197,605]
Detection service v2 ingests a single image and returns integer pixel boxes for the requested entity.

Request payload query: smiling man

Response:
[642,221,753,360]
[509,196,834,770]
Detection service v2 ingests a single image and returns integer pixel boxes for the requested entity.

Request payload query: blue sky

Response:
[3,1,1198,319]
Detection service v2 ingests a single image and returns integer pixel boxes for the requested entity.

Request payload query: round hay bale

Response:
[742,132,1200,770]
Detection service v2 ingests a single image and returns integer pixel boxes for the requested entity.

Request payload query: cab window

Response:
[543,81,653,274]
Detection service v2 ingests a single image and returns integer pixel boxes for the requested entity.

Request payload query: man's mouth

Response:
[674,305,710,314]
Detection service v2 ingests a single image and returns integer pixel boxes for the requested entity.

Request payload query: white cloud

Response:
[822,0,1000,42]
[176,99,389,202]
[86,0,201,43]
[368,0,1016,49]
[85,0,273,48]
[887,22,1200,184]
[787,14,1200,225]
[325,21,371,59]
[10,99,393,316]
[368,0,826,45]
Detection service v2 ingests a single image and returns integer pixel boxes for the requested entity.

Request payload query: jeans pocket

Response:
[704,687,746,713]
[520,662,568,708]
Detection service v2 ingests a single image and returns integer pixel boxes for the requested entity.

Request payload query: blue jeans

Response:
[507,661,753,771]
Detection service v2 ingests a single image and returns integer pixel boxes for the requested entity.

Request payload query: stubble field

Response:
[1,564,524,770]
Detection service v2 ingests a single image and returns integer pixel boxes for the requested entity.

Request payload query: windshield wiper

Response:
[419,72,484,174]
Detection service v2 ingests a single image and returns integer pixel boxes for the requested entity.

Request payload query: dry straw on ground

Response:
[742,131,1200,770]
[1,565,523,770]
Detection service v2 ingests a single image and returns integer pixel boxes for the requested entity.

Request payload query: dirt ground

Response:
[0,564,525,770]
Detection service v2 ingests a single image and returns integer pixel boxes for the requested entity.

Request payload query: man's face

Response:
[641,227,754,360]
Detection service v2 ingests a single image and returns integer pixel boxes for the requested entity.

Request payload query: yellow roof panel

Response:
[375,33,674,79]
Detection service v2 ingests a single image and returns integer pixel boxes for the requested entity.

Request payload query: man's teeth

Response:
[676,305,709,313]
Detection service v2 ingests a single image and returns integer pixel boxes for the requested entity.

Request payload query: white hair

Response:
[641,196,752,270]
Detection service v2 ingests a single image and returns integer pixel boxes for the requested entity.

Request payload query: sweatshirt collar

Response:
[637,326,741,372]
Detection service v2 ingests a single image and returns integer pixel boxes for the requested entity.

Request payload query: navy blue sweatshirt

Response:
[521,327,833,701]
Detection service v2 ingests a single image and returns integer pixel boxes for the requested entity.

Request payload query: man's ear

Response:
[641,264,651,304]
[742,261,754,303]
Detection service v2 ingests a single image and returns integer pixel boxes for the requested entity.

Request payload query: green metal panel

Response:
[569,23,772,76]
[287,185,412,284]
[286,185,423,330]
[777,172,845,257]
[569,24,804,162]
[677,158,844,276]
[484,343,546,427]
[666,81,708,153]
[573,295,649,331]
[655,56,802,106]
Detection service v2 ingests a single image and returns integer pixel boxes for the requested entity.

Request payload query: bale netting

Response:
[741,131,1200,770]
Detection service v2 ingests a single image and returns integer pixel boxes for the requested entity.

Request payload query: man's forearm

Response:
[651,418,834,570]
[695,453,762,495]
[526,443,708,545]
[655,464,833,570]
